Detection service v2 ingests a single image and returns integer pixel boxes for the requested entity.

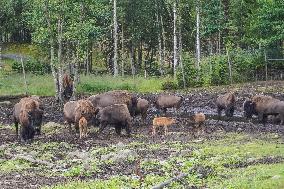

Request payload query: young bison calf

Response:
[190,112,206,137]
[152,117,175,136]
[79,117,88,139]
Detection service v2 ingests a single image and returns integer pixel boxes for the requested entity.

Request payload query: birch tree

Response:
[173,1,178,80]
[196,0,201,72]
[113,0,119,77]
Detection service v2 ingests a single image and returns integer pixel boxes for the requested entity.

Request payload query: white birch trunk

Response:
[21,57,28,95]
[44,2,59,100]
[179,27,186,88]
[121,26,125,77]
[173,2,178,80]
[57,17,63,104]
[113,0,118,76]
[196,0,201,72]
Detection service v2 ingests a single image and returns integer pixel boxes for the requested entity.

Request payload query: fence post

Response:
[21,57,28,95]
[227,49,233,85]
[264,50,268,82]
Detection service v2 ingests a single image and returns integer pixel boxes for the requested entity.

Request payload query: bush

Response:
[12,59,51,74]
[177,49,265,87]
[161,81,178,90]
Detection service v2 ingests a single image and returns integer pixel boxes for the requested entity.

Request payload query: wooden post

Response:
[264,51,268,82]
[21,57,28,95]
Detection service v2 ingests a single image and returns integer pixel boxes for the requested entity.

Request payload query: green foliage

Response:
[177,49,265,87]
[161,80,179,90]
[12,59,50,74]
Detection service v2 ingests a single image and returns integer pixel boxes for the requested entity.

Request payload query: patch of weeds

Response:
[0,159,31,173]
[63,165,92,177]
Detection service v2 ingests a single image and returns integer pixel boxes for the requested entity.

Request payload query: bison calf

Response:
[152,117,175,136]
[79,117,88,139]
[216,93,236,118]
[190,112,206,137]
[96,104,132,136]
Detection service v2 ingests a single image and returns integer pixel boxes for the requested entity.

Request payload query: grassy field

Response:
[0,72,173,96]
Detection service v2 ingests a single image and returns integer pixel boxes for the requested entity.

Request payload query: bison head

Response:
[243,100,256,118]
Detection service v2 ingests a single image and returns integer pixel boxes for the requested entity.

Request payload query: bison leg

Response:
[217,107,222,120]
[164,125,168,135]
[97,121,107,134]
[125,122,131,137]
[115,126,122,136]
[14,122,19,139]
[74,122,80,133]
[163,108,167,115]
[152,125,156,136]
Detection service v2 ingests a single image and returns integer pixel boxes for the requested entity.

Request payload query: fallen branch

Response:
[151,173,188,189]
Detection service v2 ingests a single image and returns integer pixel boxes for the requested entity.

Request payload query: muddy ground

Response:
[0,81,284,188]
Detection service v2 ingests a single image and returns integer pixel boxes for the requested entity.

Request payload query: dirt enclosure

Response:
[0,81,284,188]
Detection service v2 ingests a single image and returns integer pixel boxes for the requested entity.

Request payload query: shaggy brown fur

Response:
[243,95,280,123]
[96,104,132,136]
[88,90,137,116]
[191,113,206,137]
[13,97,43,140]
[152,117,175,136]
[135,98,149,121]
[155,94,183,114]
[64,100,97,133]
[216,92,236,118]
[62,73,73,102]
[79,117,88,139]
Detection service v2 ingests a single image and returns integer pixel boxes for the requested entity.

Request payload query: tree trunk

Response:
[130,43,135,79]
[161,15,166,73]
[44,1,59,101]
[196,0,201,73]
[57,16,64,104]
[173,1,178,80]
[179,23,186,88]
[113,0,118,77]
[121,26,125,77]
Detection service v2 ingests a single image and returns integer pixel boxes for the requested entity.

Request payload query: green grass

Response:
[0,73,171,96]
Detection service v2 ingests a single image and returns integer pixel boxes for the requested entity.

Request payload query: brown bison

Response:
[88,90,137,116]
[13,97,44,141]
[243,95,281,124]
[96,104,132,136]
[155,94,183,114]
[63,99,97,133]
[135,98,149,121]
[216,93,236,118]
[62,73,73,102]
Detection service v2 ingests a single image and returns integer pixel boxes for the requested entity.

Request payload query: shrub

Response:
[161,81,178,90]
[12,59,50,74]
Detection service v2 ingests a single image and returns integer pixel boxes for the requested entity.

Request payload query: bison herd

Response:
[11,89,284,143]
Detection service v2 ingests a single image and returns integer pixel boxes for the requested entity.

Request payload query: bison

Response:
[135,98,149,121]
[62,73,73,102]
[88,90,137,116]
[13,97,44,141]
[63,99,97,133]
[155,94,183,115]
[243,95,281,124]
[216,92,236,118]
[96,104,132,136]
[190,112,206,137]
